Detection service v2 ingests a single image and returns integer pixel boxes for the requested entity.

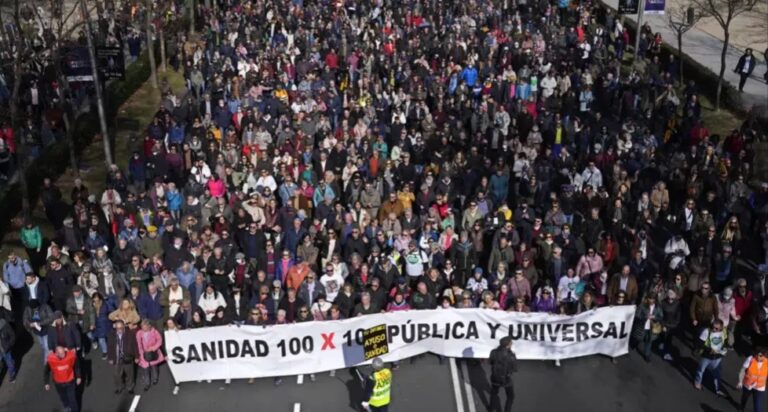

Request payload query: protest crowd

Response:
[1,0,768,410]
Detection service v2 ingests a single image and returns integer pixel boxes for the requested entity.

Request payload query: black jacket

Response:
[106,329,138,364]
[47,321,82,350]
[0,319,15,355]
[489,346,518,386]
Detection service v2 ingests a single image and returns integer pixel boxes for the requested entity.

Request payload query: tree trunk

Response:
[189,0,195,34]
[716,29,729,111]
[8,0,30,219]
[146,0,159,89]
[160,28,167,72]
[81,0,113,166]
[95,0,106,41]
[52,44,79,175]
[678,31,684,84]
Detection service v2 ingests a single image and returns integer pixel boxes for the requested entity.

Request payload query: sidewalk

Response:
[602,0,768,114]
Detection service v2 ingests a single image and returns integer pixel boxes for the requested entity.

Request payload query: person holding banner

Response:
[363,357,392,412]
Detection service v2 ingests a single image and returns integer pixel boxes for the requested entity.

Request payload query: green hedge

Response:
[0,48,155,238]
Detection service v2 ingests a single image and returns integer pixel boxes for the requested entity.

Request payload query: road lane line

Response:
[297,374,304,384]
[293,403,301,412]
[461,360,477,412]
[449,357,465,412]
[128,395,141,412]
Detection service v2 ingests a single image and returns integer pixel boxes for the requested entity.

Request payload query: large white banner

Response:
[165,306,636,382]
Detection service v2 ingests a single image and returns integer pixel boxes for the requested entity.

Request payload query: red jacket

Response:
[46,350,79,384]
[735,291,753,318]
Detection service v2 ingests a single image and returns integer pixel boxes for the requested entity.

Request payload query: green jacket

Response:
[20,226,42,249]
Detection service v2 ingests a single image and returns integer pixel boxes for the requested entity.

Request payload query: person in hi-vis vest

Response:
[363,357,392,412]
[738,347,768,412]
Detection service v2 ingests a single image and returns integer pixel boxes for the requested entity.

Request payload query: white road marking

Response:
[461,360,477,412]
[449,357,465,412]
[128,395,141,412]
[293,403,301,412]
[297,374,304,384]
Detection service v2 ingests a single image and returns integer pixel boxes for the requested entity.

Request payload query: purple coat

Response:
[532,296,557,313]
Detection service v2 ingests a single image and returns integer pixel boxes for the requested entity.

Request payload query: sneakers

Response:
[274,377,283,386]
[694,382,702,390]
[663,354,673,361]
[92,342,99,350]
[555,359,561,367]
[248,378,255,384]
[8,374,16,384]
[172,385,179,396]
[716,390,725,397]
[309,374,316,382]
[658,343,664,351]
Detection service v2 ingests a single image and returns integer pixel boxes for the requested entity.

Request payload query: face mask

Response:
[174,243,182,249]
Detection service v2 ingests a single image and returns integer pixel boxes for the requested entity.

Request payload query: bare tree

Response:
[33,1,86,175]
[145,0,158,88]
[665,3,706,84]
[690,0,760,110]
[0,0,38,218]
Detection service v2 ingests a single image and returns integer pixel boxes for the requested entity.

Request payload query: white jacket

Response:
[198,292,227,321]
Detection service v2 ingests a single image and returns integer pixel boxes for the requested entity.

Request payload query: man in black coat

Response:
[107,320,138,394]
[46,311,81,352]
[489,337,518,412]
[46,259,74,313]
[734,48,757,92]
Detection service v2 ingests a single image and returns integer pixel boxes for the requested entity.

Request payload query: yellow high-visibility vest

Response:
[369,368,392,407]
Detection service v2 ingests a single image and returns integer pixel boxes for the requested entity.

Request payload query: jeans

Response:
[141,365,158,386]
[36,334,50,365]
[1,351,15,378]
[640,330,657,359]
[55,380,79,412]
[98,337,108,354]
[740,387,765,411]
[695,357,722,391]
[490,383,515,412]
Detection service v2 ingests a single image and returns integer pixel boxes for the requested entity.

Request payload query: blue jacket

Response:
[136,292,163,321]
[93,301,115,339]
[129,158,146,183]
[461,67,478,87]
[274,259,296,283]
[3,259,31,289]
[283,228,307,256]
[168,125,185,145]
[167,190,182,211]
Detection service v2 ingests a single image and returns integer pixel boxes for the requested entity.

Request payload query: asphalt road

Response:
[0,329,753,412]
